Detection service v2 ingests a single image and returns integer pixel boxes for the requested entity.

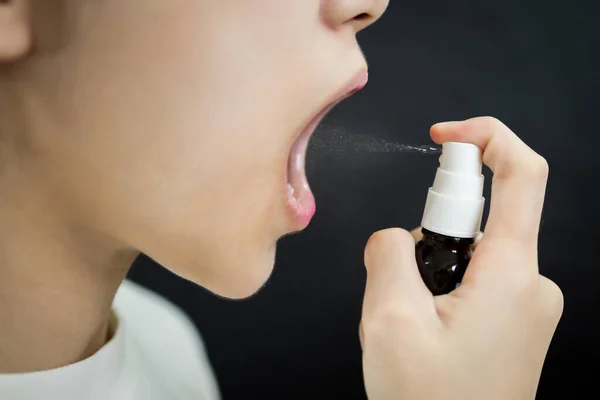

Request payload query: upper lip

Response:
[295,68,369,140]
[327,68,369,109]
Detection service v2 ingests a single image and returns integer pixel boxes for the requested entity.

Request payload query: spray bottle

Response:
[415,142,485,295]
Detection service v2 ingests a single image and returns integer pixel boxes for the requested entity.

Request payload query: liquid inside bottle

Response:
[415,228,475,295]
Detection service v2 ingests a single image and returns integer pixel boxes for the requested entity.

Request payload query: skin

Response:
[0,1,563,399]
[0,0,387,372]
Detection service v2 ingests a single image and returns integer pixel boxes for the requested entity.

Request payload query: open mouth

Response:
[285,70,369,229]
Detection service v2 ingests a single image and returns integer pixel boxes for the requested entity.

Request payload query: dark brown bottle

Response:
[415,228,475,295]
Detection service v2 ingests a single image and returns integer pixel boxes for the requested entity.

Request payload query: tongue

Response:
[288,136,313,207]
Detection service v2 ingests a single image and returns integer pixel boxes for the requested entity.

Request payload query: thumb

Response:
[362,229,433,320]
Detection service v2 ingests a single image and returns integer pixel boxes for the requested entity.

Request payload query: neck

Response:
[0,168,138,373]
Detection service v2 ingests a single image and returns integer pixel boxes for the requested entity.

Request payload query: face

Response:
[0,0,388,298]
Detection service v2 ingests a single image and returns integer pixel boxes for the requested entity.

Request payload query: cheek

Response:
[47,10,292,226]
[31,0,324,297]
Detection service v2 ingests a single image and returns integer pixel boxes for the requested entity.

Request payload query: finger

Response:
[473,231,483,249]
[431,117,548,258]
[537,276,564,327]
[410,226,422,243]
[359,321,364,350]
[363,229,433,319]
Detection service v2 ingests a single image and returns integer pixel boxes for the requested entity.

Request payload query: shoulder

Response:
[113,279,221,400]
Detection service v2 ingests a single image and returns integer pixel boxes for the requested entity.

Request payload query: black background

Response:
[129,1,600,399]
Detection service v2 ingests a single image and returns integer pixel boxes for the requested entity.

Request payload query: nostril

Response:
[354,13,371,22]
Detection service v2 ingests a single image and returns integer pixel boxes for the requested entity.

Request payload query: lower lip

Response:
[284,107,328,230]
[285,71,369,229]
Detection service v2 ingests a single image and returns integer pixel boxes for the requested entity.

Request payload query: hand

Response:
[360,117,563,400]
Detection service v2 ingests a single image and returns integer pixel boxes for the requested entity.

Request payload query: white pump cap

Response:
[420,142,485,238]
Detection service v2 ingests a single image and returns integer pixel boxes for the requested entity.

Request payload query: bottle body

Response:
[415,228,475,295]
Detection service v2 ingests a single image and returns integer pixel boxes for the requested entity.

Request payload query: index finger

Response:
[430,117,548,264]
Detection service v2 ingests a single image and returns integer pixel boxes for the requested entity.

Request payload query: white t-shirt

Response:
[0,280,221,400]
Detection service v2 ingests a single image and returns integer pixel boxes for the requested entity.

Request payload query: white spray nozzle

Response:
[421,142,485,238]
[439,142,482,175]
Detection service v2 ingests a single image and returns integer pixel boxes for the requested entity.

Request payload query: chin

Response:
[173,244,278,301]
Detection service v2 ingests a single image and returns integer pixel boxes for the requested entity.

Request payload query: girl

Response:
[0,1,562,399]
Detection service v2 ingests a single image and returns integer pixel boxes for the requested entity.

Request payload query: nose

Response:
[321,0,389,33]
